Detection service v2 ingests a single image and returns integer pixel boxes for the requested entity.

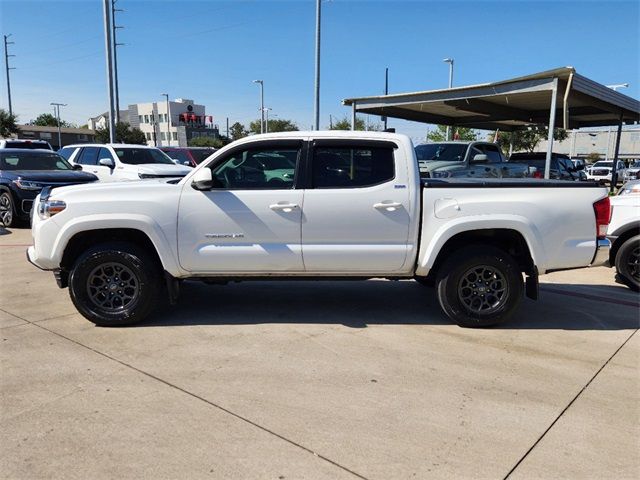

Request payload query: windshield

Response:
[113,147,176,165]
[163,150,191,164]
[415,144,467,162]
[189,148,215,164]
[593,162,613,168]
[0,151,73,170]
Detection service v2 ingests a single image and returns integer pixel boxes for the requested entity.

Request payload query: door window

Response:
[211,146,300,189]
[312,146,395,188]
[480,144,503,162]
[77,147,100,165]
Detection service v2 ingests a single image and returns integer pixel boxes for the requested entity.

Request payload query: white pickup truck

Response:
[28,132,611,328]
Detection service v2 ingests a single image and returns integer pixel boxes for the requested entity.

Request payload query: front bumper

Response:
[591,238,611,267]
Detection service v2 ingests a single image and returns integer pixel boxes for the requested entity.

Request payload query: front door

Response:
[301,140,411,273]
[177,140,305,273]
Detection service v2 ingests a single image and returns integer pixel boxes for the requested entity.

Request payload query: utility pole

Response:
[102,0,116,143]
[263,107,272,133]
[313,0,321,130]
[253,80,264,133]
[226,117,229,139]
[50,102,67,149]
[383,67,389,130]
[329,114,333,129]
[112,0,124,123]
[3,34,15,116]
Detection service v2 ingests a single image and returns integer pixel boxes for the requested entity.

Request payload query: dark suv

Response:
[509,152,585,181]
[0,149,97,227]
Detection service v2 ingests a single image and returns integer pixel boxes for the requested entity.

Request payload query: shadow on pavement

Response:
[143,279,639,331]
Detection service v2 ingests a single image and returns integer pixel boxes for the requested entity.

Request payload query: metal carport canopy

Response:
[342,67,640,131]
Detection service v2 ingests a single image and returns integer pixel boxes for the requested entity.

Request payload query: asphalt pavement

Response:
[1,226,638,479]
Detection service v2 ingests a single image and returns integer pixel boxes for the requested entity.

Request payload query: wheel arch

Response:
[610,226,640,266]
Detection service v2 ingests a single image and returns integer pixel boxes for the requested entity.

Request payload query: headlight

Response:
[37,198,66,219]
[13,179,42,191]
[432,170,452,178]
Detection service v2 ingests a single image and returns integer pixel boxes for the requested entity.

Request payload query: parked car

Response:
[0,149,97,227]
[607,194,640,291]
[414,141,528,179]
[585,160,628,185]
[617,179,640,196]
[625,160,640,180]
[572,158,587,170]
[58,143,192,182]
[28,131,610,328]
[508,152,584,181]
[160,147,217,167]
[0,139,53,150]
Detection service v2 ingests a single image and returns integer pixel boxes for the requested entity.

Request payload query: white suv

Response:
[58,144,192,182]
[585,160,628,185]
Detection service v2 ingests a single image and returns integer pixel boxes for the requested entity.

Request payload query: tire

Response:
[68,242,162,326]
[615,235,640,292]
[0,191,15,228]
[436,245,523,327]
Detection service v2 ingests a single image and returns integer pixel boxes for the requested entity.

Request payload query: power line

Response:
[3,34,15,115]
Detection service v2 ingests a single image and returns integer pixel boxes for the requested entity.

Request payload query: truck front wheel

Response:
[436,246,523,327]
[68,242,161,327]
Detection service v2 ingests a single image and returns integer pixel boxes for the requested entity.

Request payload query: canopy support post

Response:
[610,112,624,194]
[351,101,356,131]
[544,77,559,179]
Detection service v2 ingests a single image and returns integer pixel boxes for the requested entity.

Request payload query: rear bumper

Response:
[591,238,611,267]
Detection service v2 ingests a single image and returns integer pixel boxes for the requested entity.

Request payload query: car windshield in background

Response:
[189,149,215,164]
[3,141,50,149]
[0,151,72,170]
[164,150,191,164]
[593,162,613,168]
[113,148,176,165]
[415,144,467,162]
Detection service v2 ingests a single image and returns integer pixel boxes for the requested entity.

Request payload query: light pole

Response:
[313,0,321,130]
[262,107,273,133]
[161,93,170,146]
[102,0,116,143]
[443,58,454,140]
[50,102,67,149]
[253,80,264,133]
[3,34,15,116]
[605,83,629,160]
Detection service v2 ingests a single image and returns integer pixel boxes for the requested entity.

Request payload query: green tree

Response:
[496,127,569,154]
[426,125,477,142]
[248,118,299,134]
[329,116,382,131]
[586,152,601,163]
[0,109,19,137]
[95,122,147,144]
[229,122,248,140]
[188,136,225,148]
[31,113,71,127]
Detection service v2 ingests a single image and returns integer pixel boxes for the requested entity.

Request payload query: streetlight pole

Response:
[3,34,15,116]
[605,83,629,160]
[313,0,321,130]
[50,102,67,149]
[102,0,116,143]
[263,108,272,133]
[443,58,454,140]
[161,93,170,146]
[112,0,124,123]
[253,80,264,133]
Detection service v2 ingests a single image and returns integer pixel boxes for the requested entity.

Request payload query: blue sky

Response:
[1,0,638,142]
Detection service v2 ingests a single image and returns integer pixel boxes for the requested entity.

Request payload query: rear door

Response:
[301,139,411,273]
[74,146,114,182]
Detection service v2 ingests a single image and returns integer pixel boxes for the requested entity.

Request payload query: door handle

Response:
[269,203,299,212]
[373,202,402,211]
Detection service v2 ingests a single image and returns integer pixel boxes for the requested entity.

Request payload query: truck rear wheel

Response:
[69,242,161,327]
[436,246,523,327]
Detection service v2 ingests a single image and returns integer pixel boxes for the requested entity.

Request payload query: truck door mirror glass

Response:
[191,168,214,190]
[98,158,115,168]
[472,154,488,163]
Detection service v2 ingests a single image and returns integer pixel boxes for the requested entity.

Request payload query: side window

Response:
[58,147,76,161]
[77,147,99,165]
[312,146,395,188]
[211,146,300,189]
[481,145,503,163]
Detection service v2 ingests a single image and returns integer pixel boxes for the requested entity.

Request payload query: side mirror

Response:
[72,164,83,171]
[183,161,191,166]
[472,154,488,163]
[191,168,214,190]
[98,158,115,168]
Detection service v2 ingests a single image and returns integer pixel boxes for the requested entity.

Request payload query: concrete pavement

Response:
[1,227,638,479]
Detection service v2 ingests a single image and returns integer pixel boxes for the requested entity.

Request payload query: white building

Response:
[88,98,219,147]
[537,125,640,160]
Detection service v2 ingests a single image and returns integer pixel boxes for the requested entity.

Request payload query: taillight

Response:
[593,196,611,239]
[533,171,543,179]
